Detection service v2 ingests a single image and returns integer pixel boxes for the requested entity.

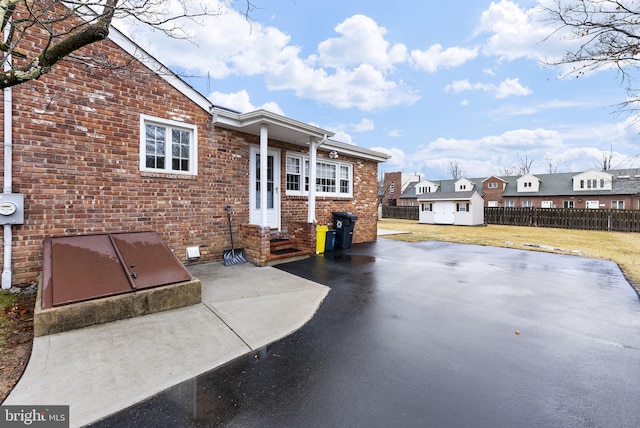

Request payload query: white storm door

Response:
[249,146,281,229]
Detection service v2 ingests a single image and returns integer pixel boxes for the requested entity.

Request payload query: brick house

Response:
[0,14,389,288]
[381,171,420,206]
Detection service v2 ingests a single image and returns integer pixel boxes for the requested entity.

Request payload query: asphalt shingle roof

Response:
[399,168,640,199]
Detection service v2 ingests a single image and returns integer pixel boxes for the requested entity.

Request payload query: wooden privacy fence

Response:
[381,205,640,232]
[485,207,640,232]
[382,205,419,220]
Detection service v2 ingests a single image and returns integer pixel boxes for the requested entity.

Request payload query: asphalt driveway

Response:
[93,239,640,427]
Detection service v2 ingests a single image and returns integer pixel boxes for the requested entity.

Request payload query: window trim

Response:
[140,114,198,176]
[285,152,353,198]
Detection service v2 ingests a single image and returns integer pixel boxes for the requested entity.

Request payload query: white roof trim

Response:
[323,139,391,162]
[213,108,332,139]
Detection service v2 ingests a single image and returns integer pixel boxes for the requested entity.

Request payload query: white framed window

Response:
[286,156,301,191]
[421,203,432,211]
[564,200,574,209]
[286,153,353,198]
[522,201,532,207]
[488,182,498,189]
[612,200,625,209]
[140,115,197,175]
[505,200,515,208]
[488,201,498,207]
[456,202,470,212]
[389,182,395,194]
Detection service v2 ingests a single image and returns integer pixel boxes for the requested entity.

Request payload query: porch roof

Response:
[213,108,390,162]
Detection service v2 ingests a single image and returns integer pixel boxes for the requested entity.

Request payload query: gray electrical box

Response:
[0,193,24,225]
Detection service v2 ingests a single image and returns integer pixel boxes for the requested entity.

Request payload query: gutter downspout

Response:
[2,29,12,289]
[307,134,327,223]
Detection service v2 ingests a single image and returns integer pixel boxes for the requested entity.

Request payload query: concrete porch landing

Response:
[4,262,329,428]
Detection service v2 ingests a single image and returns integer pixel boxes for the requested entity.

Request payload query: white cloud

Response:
[495,78,533,98]
[353,118,375,132]
[478,0,550,61]
[266,62,420,111]
[476,0,578,67]
[387,129,404,138]
[118,6,420,111]
[332,130,354,144]
[208,90,284,114]
[314,15,407,70]
[445,77,531,99]
[370,146,406,169]
[411,44,479,73]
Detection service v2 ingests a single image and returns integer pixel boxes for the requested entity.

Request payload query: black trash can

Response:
[332,212,358,249]
[325,229,336,252]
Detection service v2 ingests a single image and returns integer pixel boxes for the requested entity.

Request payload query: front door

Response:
[249,146,281,230]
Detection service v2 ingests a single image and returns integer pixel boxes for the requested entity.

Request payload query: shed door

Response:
[434,202,455,225]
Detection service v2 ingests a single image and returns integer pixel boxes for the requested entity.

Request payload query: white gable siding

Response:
[517,174,540,192]
[572,170,612,191]
[455,178,474,192]
[414,180,439,195]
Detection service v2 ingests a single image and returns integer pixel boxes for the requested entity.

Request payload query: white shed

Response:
[418,191,485,226]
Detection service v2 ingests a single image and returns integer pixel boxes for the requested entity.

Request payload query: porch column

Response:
[260,124,268,227]
[307,135,327,223]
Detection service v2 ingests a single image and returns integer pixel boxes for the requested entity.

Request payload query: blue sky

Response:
[119,0,640,179]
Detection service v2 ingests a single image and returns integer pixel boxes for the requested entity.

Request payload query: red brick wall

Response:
[482,177,506,207]
[274,141,380,245]
[382,171,401,206]
[0,14,382,286]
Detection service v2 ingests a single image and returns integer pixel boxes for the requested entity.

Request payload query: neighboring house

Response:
[381,172,420,206]
[492,169,640,209]
[390,169,640,210]
[0,7,389,288]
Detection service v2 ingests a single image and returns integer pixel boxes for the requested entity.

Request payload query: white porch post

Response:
[260,124,268,227]
[307,135,327,223]
[308,137,318,223]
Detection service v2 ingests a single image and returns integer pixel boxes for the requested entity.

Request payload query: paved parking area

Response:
[95,239,640,427]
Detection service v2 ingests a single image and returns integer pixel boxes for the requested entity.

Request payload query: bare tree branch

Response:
[517,153,534,175]
[542,1,640,114]
[448,160,464,180]
[0,0,250,89]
